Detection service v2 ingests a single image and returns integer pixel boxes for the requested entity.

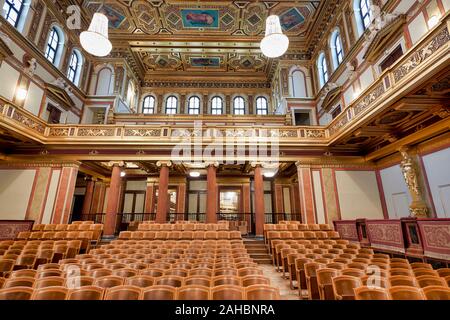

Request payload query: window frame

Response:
[188,96,201,115]
[67,50,82,84]
[211,96,223,115]
[3,0,24,27]
[334,32,344,65]
[45,27,60,64]
[233,96,245,115]
[360,0,372,30]
[165,96,178,115]
[142,95,156,114]
[256,97,269,115]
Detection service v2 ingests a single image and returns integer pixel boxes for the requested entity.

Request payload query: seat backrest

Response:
[245,285,280,300]
[177,285,210,300]
[94,276,124,289]
[0,287,34,300]
[422,285,450,300]
[104,285,142,300]
[354,286,389,300]
[211,285,244,300]
[332,275,362,300]
[32,286,68,300]
[388,286,425,300]
[416,275,447,288]
[142,285,176,300]
[67,286,105,300]
[317,268,339,286]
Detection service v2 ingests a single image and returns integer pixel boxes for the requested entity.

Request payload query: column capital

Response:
[205,161,219,168]
[156,160,172,168]
[107,161,125,168]
[251,162,279,169]
[295,161,311,169]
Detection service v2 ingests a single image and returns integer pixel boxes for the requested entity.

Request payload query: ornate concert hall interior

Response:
[0,0,449,301]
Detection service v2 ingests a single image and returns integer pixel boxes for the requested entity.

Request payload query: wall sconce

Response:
[16,87,28,100]
[428,15,439,28]
[120,171,126,178]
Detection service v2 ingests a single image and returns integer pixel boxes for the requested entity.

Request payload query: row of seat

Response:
[119,231,242,240]
[265,223,333,231]
[354,284,450,300]
[269,240,450,300]
[137,223,230,231]
[266,231,340,243]
[17,230,101,244]
[32,223,102,232]
[0,284,280,300]
[1,270,270,288]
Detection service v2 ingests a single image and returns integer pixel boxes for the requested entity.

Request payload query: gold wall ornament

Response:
[399,147,429,218]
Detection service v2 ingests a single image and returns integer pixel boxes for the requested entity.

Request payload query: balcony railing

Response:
[0,22,448,149]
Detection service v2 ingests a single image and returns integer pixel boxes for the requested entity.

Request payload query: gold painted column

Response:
[253,163,265,237]
[82,177,95,215]
[399,147,429,218]
[104,162,124,237]
[156,161,172,223]
[206,163,219,223]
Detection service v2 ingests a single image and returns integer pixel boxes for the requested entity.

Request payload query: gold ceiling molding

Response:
[0,160,81,168]
[363,14,407,63]
[295,157,375,169]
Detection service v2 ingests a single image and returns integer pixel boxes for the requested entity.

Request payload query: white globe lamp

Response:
[80,13,113,57]
[260,15,289,58]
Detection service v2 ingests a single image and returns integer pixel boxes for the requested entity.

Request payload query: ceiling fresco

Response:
[75,0,331,84]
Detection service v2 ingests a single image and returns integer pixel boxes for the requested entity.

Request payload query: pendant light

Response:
[80,12,112,57]
[260,15,289,58]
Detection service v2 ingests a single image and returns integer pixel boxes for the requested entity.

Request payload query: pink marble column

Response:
[104,165,122,236]
[206,165,218,223]
[254,165,265,237]
[82,178,95,214]
[156,162,170,223]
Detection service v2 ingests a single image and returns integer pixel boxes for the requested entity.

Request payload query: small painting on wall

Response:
[279,8,305,31]
[190,57,221,67]
[181,9,220,28]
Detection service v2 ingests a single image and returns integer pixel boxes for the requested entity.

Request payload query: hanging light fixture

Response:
[80,12,112,57]
[260,15,289,58]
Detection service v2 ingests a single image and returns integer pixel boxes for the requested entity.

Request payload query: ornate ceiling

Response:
[73,0,334,85]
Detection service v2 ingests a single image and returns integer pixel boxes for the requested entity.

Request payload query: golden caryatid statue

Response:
[399,147,428,218]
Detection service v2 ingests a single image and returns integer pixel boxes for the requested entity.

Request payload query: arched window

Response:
[3,0,24,27]
[67,49,83,85]
[142,95,155,114]
[317,52,328,88]
[165,96,178,114]
[360,0,372,30]
[45,26,64,66]
[188,96,201,115]
[211,96,223,115]
[330,30,344,70]
[256,97,269,115]
[233,97,245,115]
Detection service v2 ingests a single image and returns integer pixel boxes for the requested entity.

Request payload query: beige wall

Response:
[335,170,384,220]
[0,169,36,220]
